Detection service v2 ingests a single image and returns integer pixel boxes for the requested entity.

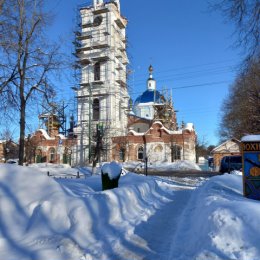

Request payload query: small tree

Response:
[0,0,63,165]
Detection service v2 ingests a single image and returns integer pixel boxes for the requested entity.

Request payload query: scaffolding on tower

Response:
[71,0,130,165]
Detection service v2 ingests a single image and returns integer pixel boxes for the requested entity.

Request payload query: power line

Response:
[128,80,230,96]
[128,58,239,77]
[129,64,238,84]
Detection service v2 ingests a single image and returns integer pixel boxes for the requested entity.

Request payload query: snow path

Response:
[130,177,204,260]
[134,189,193,259]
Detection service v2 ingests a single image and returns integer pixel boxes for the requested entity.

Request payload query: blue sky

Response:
[46,0,243,146]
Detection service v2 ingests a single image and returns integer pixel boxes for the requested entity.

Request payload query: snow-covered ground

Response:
[0,163,260,260]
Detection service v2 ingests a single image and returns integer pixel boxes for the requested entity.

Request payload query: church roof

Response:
[134,89,164,105]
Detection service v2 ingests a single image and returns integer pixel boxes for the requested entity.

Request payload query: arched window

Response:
[94,62,101,81]
[119,148,125,161]
[93,98,100,121]
[137,146,144,160]
[49,148,55,162]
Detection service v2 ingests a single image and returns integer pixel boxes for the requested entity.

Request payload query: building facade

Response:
[73,0,129,165]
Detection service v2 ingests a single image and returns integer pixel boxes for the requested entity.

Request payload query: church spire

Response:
[148,64,153,78]
[147,65,156,91]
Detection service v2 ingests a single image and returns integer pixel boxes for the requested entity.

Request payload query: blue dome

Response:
[134,90,163,105]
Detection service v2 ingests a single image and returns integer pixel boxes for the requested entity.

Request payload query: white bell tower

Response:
[74,0,129,164]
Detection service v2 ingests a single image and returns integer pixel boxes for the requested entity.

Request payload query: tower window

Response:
[94,62,101,81]
[93,98,100,121]
[93,16,103,27]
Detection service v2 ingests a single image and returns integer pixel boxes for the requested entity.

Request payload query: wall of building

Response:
[0,141,19,163]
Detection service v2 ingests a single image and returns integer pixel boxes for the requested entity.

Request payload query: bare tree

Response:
[212,0,260,59]
[219,57,260,140]
[0,0,63,165]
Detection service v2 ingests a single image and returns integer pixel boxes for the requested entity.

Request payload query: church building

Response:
[22,0,196,166]
[112,66,197,163]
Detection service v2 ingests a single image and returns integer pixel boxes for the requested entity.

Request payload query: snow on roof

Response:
[153,121,163,126]
[184,123,194,131]
[129,121,184,136]
[160,126,183,135]
[128,130,146,136]
[57,134,66,140]
[128,111,135,115]
[38,129,54,140]
[212,138,241,153]
[137,102,155,106]
[241,135,260,142]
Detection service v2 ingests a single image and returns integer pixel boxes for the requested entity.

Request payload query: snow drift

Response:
[0,164,173,260]
[1,164,260,260]
[169,174,260,260]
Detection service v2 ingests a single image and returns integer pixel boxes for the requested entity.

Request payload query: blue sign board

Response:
[242,141,260,200]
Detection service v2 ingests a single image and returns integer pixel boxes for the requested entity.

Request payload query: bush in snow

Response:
[101,161,122,190]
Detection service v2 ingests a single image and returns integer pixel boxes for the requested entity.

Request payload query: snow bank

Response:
[28,163,86,178]
[123,160,201,172]
[2,164,260,260]
[169,174,260,260]
[146,160,201,171]
[0,164,173,260]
